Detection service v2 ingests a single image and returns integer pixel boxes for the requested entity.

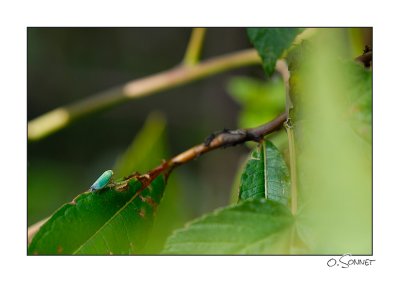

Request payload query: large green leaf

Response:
[227,76,285,129]
[28,176,165,255]
[247,28,303,76]
[162,199,295,254]
[28,112,171,255]
[239,140,290,206]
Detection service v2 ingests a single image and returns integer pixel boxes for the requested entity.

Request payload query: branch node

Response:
[284,118,294,129]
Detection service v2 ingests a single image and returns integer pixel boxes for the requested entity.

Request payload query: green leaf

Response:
[247,28,303,76]
[28,176,165,255]
[162,199,294,254]
[239,140,290,206]
[227,76,285,128]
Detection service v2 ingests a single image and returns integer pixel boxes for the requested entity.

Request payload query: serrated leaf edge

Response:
[73,181,156,254]
[163,199,293,254]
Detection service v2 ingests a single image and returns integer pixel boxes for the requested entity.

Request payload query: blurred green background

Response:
[28,27,372,254]
[28,28,267,226]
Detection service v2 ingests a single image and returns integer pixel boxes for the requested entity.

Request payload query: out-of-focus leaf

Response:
[142,174,187,254]
[162,199,295,254]
[343,61,372,142]
[290,29,371,254]
[229,155,248,204]
[239,140,290,206]
[112,111,186,254]
[28,176,165,255]
[247,28,303,76]
[113,112,166,178]
[28,161,85,226]
[227,76,285,128]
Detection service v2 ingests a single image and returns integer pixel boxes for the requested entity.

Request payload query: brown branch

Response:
[132,112,287,189]
[171,112,286,166]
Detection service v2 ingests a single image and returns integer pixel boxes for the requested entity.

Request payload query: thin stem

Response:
[276,60,292,114]
[285,120,298,215]
[28,49,260,141]
[278,58,298,215]
[183,28,207,66]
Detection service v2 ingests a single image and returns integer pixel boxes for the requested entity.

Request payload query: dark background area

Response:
[28,28,265,225]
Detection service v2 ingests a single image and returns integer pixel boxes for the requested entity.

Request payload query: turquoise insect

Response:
[90,170,114,192]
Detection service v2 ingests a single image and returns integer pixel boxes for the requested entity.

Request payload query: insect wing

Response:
[90,170,114,191]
